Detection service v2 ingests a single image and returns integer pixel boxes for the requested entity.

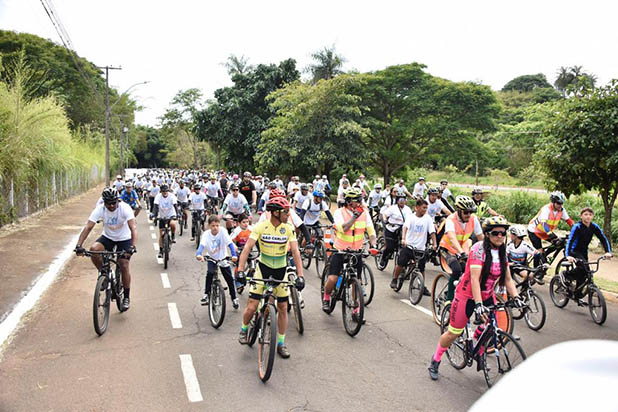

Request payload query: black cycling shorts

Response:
[95,235,133,260]
[158,218,175,229]
[328,252,363,278]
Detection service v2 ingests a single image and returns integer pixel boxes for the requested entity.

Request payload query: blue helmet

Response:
[312,190,324,198]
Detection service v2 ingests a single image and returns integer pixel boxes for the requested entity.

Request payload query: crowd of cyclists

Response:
[74,168,613,384]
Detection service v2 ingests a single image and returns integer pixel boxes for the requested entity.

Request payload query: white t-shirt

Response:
[154,193,177,219]
[113,180,124,191]
[205,181,221,198]
[149,185,160,198]
[442,187,452,199]
[445,215,483,236]
[383,205,413,232]
[175,187,190,203]
[395,184,408,196]
[88,202,134,241]
[199,229,233,266]
[337,186,348,203]
[403,213,435,250]
[426,197,446,219]
[223,193,248,215]
[413,182,427,197]
[367,190,382,208]
[507,240,537,264]
[287,181,300,194]
[294,191,312,208]
[302,198,328,225]
[189,192,206,210]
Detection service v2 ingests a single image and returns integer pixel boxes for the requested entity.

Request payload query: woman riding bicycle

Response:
[428,216,523,381]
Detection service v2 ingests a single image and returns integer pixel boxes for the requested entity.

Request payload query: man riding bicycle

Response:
[120,182,142,217]
[74,187,137,311]
[174,180,190,226]
[151,184,178,258]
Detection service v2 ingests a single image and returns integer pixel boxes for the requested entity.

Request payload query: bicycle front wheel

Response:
[93,275,111,336]
[290,286,304,334]
[440,303,467,370]
[195,221,201,249]
[549,275,569,308]
[342,277,365,337]
[431,273,449,325]
[361,263,375,306]
[483,329,526,388]
[258,303,277,382]
[408,270,425,306]
[588,285,607,325]
[208,281,226,329]
[301,246,312,270]
[163,234,169,269]
[314,241,327,277]
[247,312,259,347]
[524,290,546,331]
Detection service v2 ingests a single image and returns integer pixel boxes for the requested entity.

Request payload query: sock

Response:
[433,342,448,362]
[124,288,130,299]
[241,323,248,332]
[473,325,484,340]
[277,333,285,346]
[324,293,331,301]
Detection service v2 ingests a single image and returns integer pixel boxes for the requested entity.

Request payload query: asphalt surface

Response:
[1,212,618,412]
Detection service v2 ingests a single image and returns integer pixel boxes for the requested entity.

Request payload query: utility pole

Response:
[123,126,129,171]
[99,65,121,186]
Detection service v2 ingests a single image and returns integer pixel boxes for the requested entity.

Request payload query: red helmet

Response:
[266,196,290,211]
[269,188,286,199]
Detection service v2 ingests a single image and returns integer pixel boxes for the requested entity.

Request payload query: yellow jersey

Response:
[249,220,296,269]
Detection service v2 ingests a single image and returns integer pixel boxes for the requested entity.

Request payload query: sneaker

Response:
[322,299,331,312]
[190,237,195,242]
[172,237,176,244]
[232,298,239,310]
[157,251,163,258]
[390,278,398,289]
[428,358,440,380]
[200,294,209,306]
[423,286,431,297]
[238,329,248,344]
[121,297,130,311]
[277,344,291,359]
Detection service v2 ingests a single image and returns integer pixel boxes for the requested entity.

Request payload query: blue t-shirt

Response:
[120,190,138,207]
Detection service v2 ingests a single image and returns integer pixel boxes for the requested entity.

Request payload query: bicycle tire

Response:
[301,246,312,270]
[258,303,277,382]
[393,266,406,292]
[195,220,201,249]
[588,285,607,325]
[93,275,110,336]
[314,241,326,278]
[375,236,386,270]
[361,263,375,306]
[209,281,226,329]
[408,270,424,306]
[440,303,467,370]
[179,215,184,236]
[549,275,569,308]
[320,270,336,314]
[431,272,449,325]
[247,312,259,347]
[342,277,364,337]
[163,234,169,269]
[114,269,124,313]
[483,329,527,388]
[290,286,304,334]
[524,290,546,331]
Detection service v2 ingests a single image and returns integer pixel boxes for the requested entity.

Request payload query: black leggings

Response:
[527,231,547,267]
[205,262,236,300]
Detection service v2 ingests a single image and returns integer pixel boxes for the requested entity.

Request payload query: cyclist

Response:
[151,184,178,258]
[148,180,160,212]
[120,182,142,217]
[74,187,137,311]
[440,180,455,212]
[239,171,257,208]
[259,189,311,247]
[381,193,413,269]
[428,216,522,380]
[231,213,253,249]
[272,175,285,191]
[174,180,190,227]
[113,175,124,191]
[527,191,574,268]
[322,188,379,311]
[395,179,413,198]
[358,174,371,194]
[236,196,305,358]
[337,180,350,208]
[196,214,239,309]
[293,184,312,217]
[301,191,335,241]
[219,172,229,198]
[413,177,428,198]
[439,195,484,302]
[205,175,223,211]
[506,225,541,283]
[471,188,499,219]
[221,184,251,220]
[367,184,383,222]
[391,198,436,292]
[189,183,207,241]
[287,176,301,198]
[258,181,278,213]
[426,187,451,221]
[563,207,613,302]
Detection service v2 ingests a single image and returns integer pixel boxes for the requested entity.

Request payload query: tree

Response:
[306,45,346,84]
[222,54,253,77]
[502,73,553,92]
[132,125,168,168]
[554,65,597,96]
[256,76,368,177]
[536,81,618,237]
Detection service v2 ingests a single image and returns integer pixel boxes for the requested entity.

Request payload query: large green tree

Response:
[306,45,346,84]
[502,73,553,92]
[537,81,618,236]
[554,65,597,97]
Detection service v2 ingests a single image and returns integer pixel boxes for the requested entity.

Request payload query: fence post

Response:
[25,190,29,216]
[52,171,57,203]
[9,178,14,209]
[36,180,40,211]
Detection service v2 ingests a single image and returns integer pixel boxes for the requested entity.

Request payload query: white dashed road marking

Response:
[157,257,163,265]
[153,242,159,251]
[161,273,171,288]
[151,233,156,240]
[179,354,203,402]
[168,303,182,329]
[400,299,433,317]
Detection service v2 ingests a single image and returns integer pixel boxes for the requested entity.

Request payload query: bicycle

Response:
[236,246,258,295]
[201,256,234,329]
[79,249,131,336]
[245,277,294,382]
[440,302,527,388]
[430,252,466,325]
[375,224,402,271]
[550,256,608,325]
[158,217,176,269]
[177,204,188,237]
[205,196,219,215]
[506,264,548,331]
[286,270,304,335]
[300,224,329,276]
[320,249,368,337]
[392,246,431,305]
[191,210,205,249]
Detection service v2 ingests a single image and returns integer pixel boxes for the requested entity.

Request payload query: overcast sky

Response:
[1,0,616,126]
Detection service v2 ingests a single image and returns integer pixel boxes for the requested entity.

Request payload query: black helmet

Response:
[160,184,169,192]
[300,184,308,191]
[427,187,440,195]
[101,187,119,202]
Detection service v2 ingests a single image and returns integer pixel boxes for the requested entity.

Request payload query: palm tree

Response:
[306,45,346,83]
[554,66,597,96]
[222,54,253,77]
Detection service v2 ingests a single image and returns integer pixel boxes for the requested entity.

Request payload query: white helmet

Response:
[509,225,527,237]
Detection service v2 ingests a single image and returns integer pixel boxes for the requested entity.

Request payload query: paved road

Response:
[1,212,617,412]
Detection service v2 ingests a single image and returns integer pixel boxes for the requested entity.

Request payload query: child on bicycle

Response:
[231,213,253,249]
[196,214,240,309]
[564,207,612,300]
[506,225,543,284]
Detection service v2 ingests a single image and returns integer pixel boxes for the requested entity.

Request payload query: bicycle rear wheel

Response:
[163,234,169,269]
[524,290,546,331]
[314,241,326,278]
[483,329,526,388]
[301,246,312,270]
[408,270,424,305]
[258,303,277,382]
[431,272,449,325]
[93,275,111,336]
[374,236,386,270]
[290,286,304,334]
[440,303,467,370]
[361,263,375,306]
[342,277,364,337]
[209,281,226,328]
[588,285,607,325]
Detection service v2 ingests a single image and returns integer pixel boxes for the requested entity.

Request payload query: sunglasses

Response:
[461,210,473,215]
[490,230,506,237]
[104,201,117,207]
[232,189,239,191]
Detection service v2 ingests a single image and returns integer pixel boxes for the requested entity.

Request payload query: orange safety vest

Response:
[530,203,563,240]
[334,207,369,251]
[439,213,475,254]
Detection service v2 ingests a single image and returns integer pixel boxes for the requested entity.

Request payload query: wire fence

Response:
[0,165,104,227]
